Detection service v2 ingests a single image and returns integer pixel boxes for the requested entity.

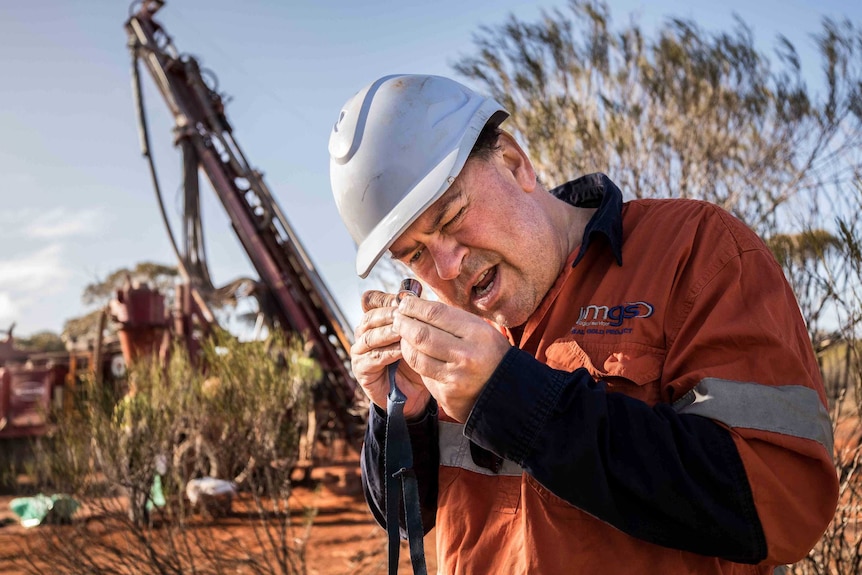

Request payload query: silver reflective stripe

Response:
[439,421,523,477]
[673,377,834,457]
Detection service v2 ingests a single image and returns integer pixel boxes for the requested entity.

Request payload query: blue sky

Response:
[1,0,858,337]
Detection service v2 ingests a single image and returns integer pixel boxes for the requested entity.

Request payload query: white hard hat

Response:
[329,74,508,278]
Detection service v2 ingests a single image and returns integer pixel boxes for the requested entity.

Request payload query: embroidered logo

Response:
[575,301,654,328]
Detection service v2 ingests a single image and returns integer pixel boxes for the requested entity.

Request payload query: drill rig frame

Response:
[125,0,361,442]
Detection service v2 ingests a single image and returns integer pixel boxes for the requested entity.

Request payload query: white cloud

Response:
[0,208,36,229]
[24,207,106,239]
[0,292,19,324]
[0,244,72,293]
[0,244,75,334]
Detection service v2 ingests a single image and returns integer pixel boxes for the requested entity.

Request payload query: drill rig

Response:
[124,1,361,444]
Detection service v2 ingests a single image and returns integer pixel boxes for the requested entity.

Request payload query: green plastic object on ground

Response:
[147,474,166,511]
[9,494,80,528]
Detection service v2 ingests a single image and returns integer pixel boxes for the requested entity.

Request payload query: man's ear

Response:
[498,131,537,193]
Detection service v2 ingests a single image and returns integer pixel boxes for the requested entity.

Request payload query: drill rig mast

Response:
[125,1,360,437]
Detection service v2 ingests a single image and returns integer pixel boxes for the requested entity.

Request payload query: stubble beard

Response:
[436,256,540,327]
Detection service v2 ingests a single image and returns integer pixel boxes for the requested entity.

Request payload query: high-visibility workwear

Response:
[361,173,838,574]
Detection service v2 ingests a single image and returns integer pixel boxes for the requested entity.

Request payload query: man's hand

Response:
[394,296,512,422]
[351,290,431,419]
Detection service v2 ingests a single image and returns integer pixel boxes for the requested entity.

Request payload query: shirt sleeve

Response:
[360,400,440,538]
[660,222,838,565]
[465,348,769,563]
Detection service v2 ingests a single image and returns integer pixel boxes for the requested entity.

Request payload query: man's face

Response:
[388,142,559,328]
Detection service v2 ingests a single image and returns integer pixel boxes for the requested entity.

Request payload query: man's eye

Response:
[443,207,465,231]
[408,248,424,265]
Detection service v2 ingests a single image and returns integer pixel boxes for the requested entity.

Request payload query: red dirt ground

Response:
[0,454,437,575]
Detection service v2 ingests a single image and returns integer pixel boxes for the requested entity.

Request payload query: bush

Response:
[17,331,317,575]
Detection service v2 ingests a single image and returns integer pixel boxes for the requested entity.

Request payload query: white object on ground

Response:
[186,477,236,511]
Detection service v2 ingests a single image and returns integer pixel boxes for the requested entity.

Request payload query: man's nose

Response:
[429,236,466,281]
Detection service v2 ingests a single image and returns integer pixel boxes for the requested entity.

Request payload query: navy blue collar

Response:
[549,172,623,267]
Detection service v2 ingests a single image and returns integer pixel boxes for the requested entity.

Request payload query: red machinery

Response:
[124,1,361,441]
[0,332,68,439]
[0,325,119,443]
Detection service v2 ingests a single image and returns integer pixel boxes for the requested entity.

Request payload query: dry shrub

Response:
[15,331,317,575]
[790,344,862,575]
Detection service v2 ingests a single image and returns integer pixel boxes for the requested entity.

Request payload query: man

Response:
[328,74,838,574]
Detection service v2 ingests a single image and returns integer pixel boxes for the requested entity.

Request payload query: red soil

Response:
[0,455,437,575]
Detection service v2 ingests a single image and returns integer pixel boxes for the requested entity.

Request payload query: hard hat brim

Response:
[355,145,464,278]
[354,102,507,279]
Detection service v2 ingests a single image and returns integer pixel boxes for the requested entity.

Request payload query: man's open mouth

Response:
[471,265,497,300]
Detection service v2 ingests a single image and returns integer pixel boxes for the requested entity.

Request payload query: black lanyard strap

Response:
[385,361,428,575]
